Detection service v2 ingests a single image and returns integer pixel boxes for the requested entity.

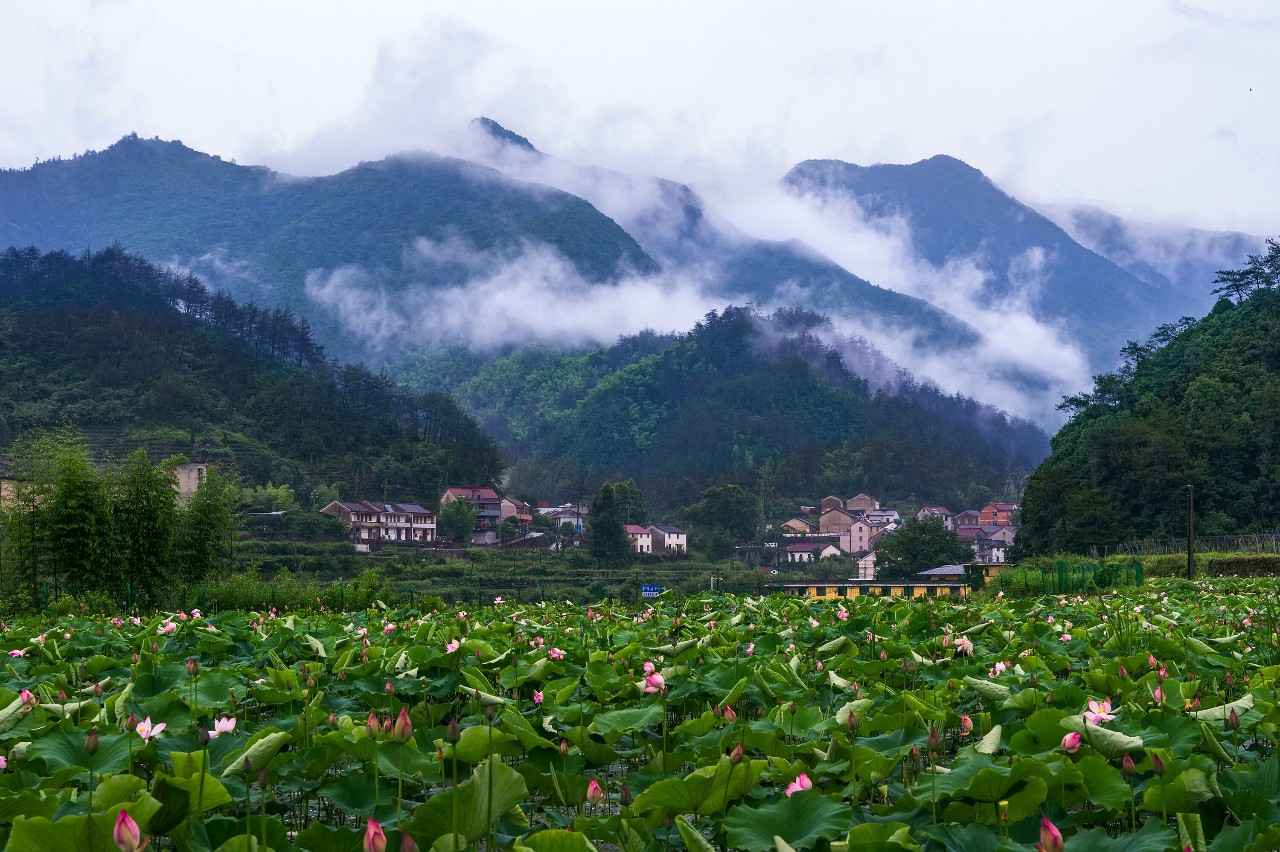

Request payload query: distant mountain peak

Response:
[471,117,540,154]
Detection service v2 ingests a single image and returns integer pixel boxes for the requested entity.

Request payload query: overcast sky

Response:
[3,1,1278,234]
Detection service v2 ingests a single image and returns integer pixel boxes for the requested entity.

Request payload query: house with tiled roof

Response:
[916,506,954,530]
[980,502,1019,526]
[320,500,436,552]
[786,542,842,563]
[440,486,503,543]
[625,524,654,554]
[648,524,687,554]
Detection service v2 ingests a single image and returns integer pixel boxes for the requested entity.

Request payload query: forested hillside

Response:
[400,307,1048,514]
[0,246,503,503]
[1020,240,1280,553]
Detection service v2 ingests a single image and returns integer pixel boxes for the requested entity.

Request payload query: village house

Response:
[648,524,687,554]
[538,503,588,532]
[626,524,653,553]
[845,493,880,514]
[499,496,534,534]
[320,500,437,552]
[819,506,860,535]
[839,517,887,555]
[980,502,1019,526]
[916,505,954,530]
[954,509,981,527]
[786,542,842,563]
[440,486,503,543]
[819,495,845,513]
[780,516,815,534]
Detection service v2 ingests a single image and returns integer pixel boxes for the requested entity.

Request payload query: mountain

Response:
[0,245,504,503]
[1040,202,1266,319]
[1020,246,1280,554]
[783,156,1178,369]
[399,304,1048,515]
[466,118,979,351]
[0,133,659,359]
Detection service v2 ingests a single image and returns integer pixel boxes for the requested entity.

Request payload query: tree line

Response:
[0,428,237,612]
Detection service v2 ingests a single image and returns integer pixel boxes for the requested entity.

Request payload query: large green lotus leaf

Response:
[843,822,920,851]
[963,676,1012,704]
[590,704,665,738]
[446,725,522,763]
[220,730,292,777]
[518,828,599,852]
[88,774,146,811]
[28,725,130,777]
[1208,817,1280,851]
[1142,768,1220,814]
[193,670,243,710]
[8,801,161,852]
[632,757,766,816]
[203,814,291,850]
[411,755,529,843]
[723,790,851,852]
[160,769,234,815]
[315,772,376,814]
[0,789,69,823]
[1059,718,1145,759]
[131,662,188,700]
[1190,693,1254,723]
[1076,755,1132,811]
[1065,818,1178,851]
[292,822,364,852]
[918,823,1026,852]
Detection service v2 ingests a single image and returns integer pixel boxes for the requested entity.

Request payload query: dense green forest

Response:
[1019,239,1280,553]
[399,306,1047,515]
[0,246,503,504]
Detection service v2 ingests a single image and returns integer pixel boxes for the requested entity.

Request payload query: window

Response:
[837,586,847,597]
[814,586,827,597]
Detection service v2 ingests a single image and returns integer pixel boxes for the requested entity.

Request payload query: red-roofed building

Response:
[440,486,503,543]
[625,524,653,553]
[980,502,1019,526]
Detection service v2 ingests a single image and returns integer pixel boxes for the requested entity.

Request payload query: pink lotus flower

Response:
[157,622,177,635]
[382,623,396,634]
[836,608,849,621]
[1061,731,1081,753]
[533,690,543,705]
[114,809,145,852]
[644,672,665,693]
[7,649,23,658]
[745,643,754,655]
[960,714,973,736]
[445,639,461,654]
[547,647,566,661]
[364,818,387,852]
[1038,815,1064,852]
[784,773,813,797]
[1083,699,1116,725]
[18,689,35,711]
[208,717,236,738]
[954,635,974,656]
[135,717,166,742]
[1152,686,1165,704]
[585,778,604,804]
[643,661,655,675]
[0,756,6,771]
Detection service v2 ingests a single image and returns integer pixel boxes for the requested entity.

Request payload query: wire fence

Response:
[1094,533,1280,558]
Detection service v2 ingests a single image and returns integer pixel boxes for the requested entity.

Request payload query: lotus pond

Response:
[0,577,1278,851]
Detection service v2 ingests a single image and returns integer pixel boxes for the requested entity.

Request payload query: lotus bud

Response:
[1151,752,1166,776]
[364,818,387,852]
[392,707,413,744]
[730,742,744,763]
[559,738,569,756]
[1029,673,1037,688]
[93,681,102,698]
[722,705,737,724]
[385,680,394,695]
[400,834,419,852]
[382,718,391,733]
[151,643,158,653]
[1039,816,1064,852]
[1122,753,1136,776]
[258,767,268,789]
[1117,664,1128,680]
[114,809,143,852]
[366,712,380,739]
[125,712,138,732]
[927,727,942,756]
[960,714,973,736]
[847,712,859,731]
[1228,708,1240,730]
[619,782,633,807]
[243,756,252,776]
[1061,731,1081,754]
[586,778,604,805]
[789,702,797,716]
[879,649,888,662]
[57,689,67,703]
[186,658,199,677]
[86,728,99,755]
[1158,665,1167,683]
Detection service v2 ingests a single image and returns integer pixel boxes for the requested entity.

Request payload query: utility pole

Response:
[1186,485,1195,581]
